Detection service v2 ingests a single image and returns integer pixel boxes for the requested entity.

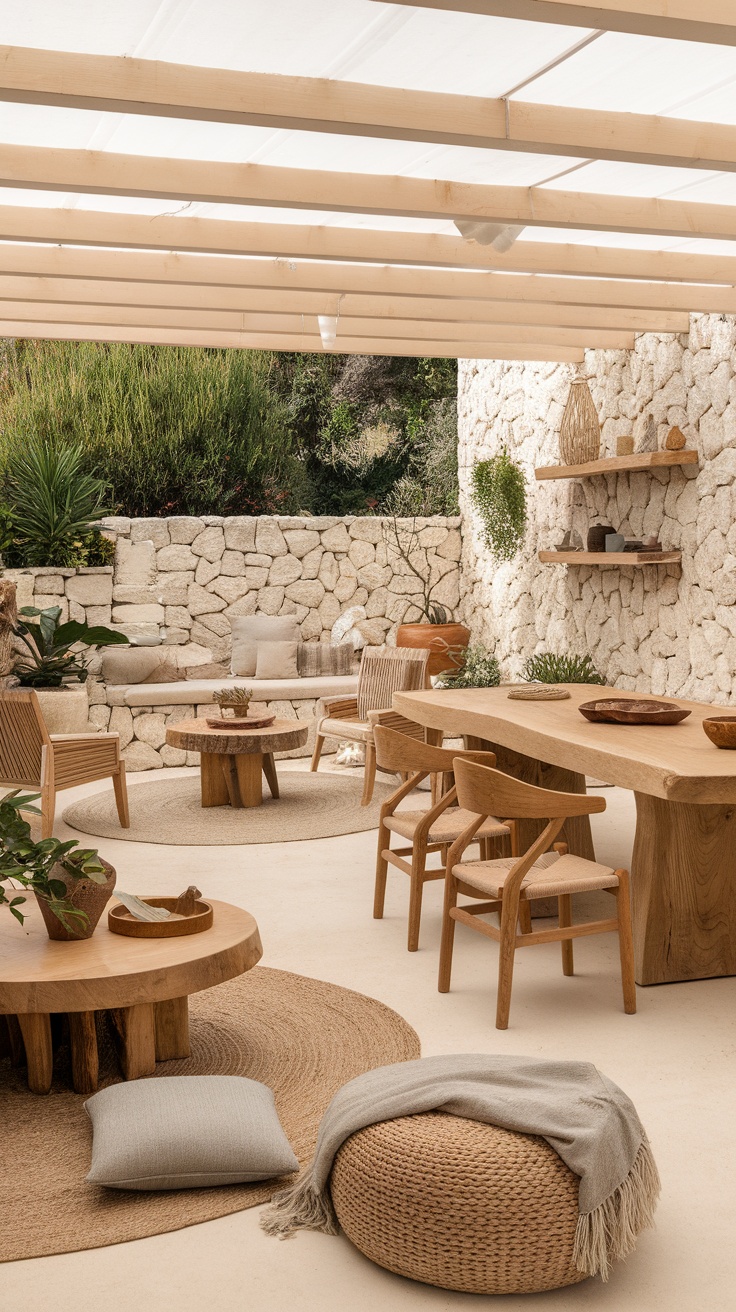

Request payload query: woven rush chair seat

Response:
[454,850,619,900]
[329,1110,587,1295]
[385,807,508,846]
[317,715,371,742]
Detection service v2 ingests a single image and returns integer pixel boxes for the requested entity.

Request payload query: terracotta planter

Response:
[35,858,116,941]
[396,623,470,677]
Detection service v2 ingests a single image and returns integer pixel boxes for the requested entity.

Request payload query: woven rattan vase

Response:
[560,379,600,465]
[330,1112,588,1295]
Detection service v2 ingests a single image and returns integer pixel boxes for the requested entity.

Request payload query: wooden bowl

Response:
[205,713,275,730]
[108,897,214,937]
[578,698,691,725]
[702,716,736,749]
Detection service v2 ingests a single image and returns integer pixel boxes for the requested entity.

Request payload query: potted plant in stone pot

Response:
[11,604,129,734]
[0,791,115,940]
[384,518,470,677]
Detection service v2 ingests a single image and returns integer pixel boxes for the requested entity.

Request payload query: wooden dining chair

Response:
[310,645,431,805]
[0,689,130,838]
[438,759,636,1029]
[373,724,514,951]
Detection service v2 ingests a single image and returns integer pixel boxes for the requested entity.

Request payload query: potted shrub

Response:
[0,791,115,940]
[523,651,604,685]
[12,604,129,734]
[436,644,501,689]
[384,518,470,676]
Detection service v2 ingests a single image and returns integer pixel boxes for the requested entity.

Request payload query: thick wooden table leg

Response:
[220,755,243,807]
[200,751,231,807]
[154,996,190,1060]
[235,752,263,807]
[262,751,279,799]
[69,1011,99,1094]
[632,793,736,985]
[0,1014,25,1065]
[111,1003,156,1080]
[17,1013,53,1094]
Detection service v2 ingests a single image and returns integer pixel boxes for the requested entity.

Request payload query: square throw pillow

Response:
[255,640,299,681]
[85,1075,298,1190]
[230,615,299,677]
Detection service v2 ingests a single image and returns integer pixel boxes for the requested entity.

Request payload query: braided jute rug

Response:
[0,968,419,1263]
[63,772,394,845]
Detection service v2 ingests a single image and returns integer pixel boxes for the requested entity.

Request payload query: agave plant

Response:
[522,652,604,685]
[4,441,110,567]
[13,605,129,688]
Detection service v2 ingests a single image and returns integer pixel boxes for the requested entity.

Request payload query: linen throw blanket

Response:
[261,1054,660,1280]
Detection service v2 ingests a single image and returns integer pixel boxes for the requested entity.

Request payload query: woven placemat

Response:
[506,684,572,701]
[0,967,419,1262]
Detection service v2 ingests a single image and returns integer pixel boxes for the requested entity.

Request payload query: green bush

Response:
[523,652,604,685]
[471,447,527,561]
[437,643,501,689]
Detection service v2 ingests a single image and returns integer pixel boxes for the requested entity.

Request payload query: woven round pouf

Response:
[330,1112,589,1295]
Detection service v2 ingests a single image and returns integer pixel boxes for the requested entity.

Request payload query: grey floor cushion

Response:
[85,1075,298,1190]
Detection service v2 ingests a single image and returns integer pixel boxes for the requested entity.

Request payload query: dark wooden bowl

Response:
[108,897,214,937]
[702,716,736,749]
[578,698,691,725]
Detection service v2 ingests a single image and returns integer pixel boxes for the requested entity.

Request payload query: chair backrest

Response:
[0,689,50,787]
[356,645,430,720]
[453,758,606,822]
[374,723,496,777]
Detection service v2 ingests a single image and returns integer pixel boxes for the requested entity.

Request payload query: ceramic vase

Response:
[559,380,600,465]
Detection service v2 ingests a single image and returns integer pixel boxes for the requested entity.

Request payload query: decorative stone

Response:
[191,527,225,562]
[157,544,198,572]
[255,519,288,557]
[320,523,351,552]
[109,706,134,749]
[665,425,687,450]
[122,741,164,771]
[116,539,156,587]
[168,516,204,544]
[283,529,320,558]
[208,577,251,603]
[130,518,170,548]
[67,574,114,606]
[285,579,325,607]
[132,712,167,749]
[269,555,303,586]
[256,585,285,615]
[112,602,165,624]
[220,550,246,576]
[223,517,257,552]
[187,583,227,616]
[194,558,220,587]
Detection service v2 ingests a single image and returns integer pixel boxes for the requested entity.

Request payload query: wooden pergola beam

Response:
[374,0,736,46]
[0,273,689,332]
[1,45,735,172]
[0,321,586,362]
[5,143,736,241]
[0,243,731,313]
[1,205,735,286]
[0,299,634,347]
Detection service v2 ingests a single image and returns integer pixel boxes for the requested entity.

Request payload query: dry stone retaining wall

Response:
[458,314,736,703]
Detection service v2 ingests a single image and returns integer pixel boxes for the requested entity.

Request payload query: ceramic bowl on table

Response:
[702,716,736,749]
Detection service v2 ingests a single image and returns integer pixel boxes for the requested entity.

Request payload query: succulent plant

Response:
[213,686,253,710]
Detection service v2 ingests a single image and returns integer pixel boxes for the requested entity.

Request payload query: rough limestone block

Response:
[194,558,221,587]
[334,574,357,602]
[133,712,168,749]
[87,678,107,705]
[122,741,164,771]
[320,523,351,552]
[318,552,339,590]
[220,550,246,576]
[255,518,287,557]
[187,583,227,616]
[163,628,190,645]
[85,606,113,627]
[365,587,389,618]
[300,611,323,640]
[257,585,285,615]
[157,544,198,572]
[131,518,170,548]
[437,529,462,561]
[301,546,323,579]
[167,516,203,544]
[269,555,302,586]
[160,744,188,767]
[348,539,375,568]
[109,706,135,749]
[34,575,65,595]
[116,539,156,587]
[283,529,320,558]
[224,517,257,552]
[224,594,257,619]
[244,567,269,588]
[88,704,112,730]
[208,576,250,603]
[285,579,325,607]
[113,585,160,605]
[192,526,225,562]
[100,517,131,535]
[244,553,272,568]
[349,519,382,543]
[157,573,192,605]
[195,611,231,637]
[165,606,193,629]
[66,573,114,606]
[112,603,166,624]
[318,593,341,628]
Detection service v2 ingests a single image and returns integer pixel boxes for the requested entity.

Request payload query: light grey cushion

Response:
[255,639,299,680]
[121,674,359,706]
[85,1075,298,1190]
[230,615,299,676]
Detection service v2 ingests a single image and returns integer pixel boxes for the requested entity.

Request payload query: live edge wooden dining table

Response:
[394,684,736,987]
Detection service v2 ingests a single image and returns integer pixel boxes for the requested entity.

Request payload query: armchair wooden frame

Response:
[0,689,129,838]
[438,759,636,1030]
[373,725,515,951]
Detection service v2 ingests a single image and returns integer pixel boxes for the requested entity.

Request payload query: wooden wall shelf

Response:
[535,450,698,481]
[539,551,681,566]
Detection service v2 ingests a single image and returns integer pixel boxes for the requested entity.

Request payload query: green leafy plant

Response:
[4,442,110,567]
[471,447,527,561]
[13,605,129,688]
[0,791,107,933]
[382,517,458,623]
[437,644,501,689]
[523,651,604,685]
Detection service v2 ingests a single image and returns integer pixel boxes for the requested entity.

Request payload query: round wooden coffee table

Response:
[0,899,262,1095]
[166,717,309,809]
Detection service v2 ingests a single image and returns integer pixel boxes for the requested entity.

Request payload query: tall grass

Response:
[0,341,303,517]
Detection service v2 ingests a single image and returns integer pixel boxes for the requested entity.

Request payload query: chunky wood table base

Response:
[166,718,308,809]
[396,684,736,986]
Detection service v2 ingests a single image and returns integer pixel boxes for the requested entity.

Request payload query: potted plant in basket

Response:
[11,604,129,734]
[383,518,470,676]
[0,791,115,940]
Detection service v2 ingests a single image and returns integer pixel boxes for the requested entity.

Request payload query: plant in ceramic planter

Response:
[523,652,604,685]
[471,447,527,561]
[12,605,129,688]
[0,791,113,939]
[383,517,469,676]
[436,644,501,689]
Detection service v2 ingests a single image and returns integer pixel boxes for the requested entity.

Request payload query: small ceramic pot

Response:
[586,524,615,553]
[605,533,625,552]
[36,857,116,940]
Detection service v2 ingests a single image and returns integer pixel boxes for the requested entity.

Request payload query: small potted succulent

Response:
[12,604,129,734]
[0,791,115,940]
[212,686,253,718]
[384,518,470,676]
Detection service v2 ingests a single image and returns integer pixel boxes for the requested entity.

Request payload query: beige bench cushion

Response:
[122,674,358,707]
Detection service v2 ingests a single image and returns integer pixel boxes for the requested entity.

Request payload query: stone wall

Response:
[458,314,736,703]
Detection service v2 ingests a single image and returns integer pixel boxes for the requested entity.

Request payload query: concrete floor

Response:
[5,761,736,1312]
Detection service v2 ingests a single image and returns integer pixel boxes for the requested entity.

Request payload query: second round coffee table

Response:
[165,717,309,808]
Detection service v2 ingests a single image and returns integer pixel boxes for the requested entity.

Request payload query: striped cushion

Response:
[297,642,354,678]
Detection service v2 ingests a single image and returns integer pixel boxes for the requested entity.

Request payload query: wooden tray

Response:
[205,714,275,730]
[578,698,691,725]
[108,897,214,937]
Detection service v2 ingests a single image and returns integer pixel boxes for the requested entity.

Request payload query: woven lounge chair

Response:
[310,645,431,805]
[0,689,129,838]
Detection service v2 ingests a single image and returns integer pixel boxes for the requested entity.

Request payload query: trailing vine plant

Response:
[471,446,527,561]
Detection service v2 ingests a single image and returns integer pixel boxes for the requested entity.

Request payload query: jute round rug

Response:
[63,772,393,845]
[0,967,419,1262]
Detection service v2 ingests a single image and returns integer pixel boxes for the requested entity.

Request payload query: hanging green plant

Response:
[471,447,527,561]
